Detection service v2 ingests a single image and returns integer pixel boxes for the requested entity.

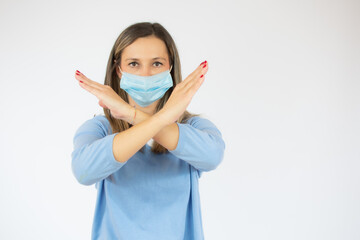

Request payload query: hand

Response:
[74,70,133,121]
[155,61,208,125]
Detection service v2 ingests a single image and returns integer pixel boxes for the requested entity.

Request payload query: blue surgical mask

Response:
[119,66,173,107]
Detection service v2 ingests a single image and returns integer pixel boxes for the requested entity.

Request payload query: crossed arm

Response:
[72,109,225,185]
[131,109,179,150]
[112,108,179,163]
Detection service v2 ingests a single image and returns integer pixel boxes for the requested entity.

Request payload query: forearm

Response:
[129,109,179,151]
[113,114,169,163]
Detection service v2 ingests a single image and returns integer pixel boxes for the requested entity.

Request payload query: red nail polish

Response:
[200,74,204,78]
[202,64,207,68]
[76,73,80,75]
[204,60,207,63]
[76,70,80,72]
[80,81,83,83]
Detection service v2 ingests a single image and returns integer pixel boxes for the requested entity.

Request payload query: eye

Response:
[153,61,163,67]
[128,62,138,67]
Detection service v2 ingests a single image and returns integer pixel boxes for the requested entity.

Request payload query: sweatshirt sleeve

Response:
[71,116,127,186]
[169,116,225,176]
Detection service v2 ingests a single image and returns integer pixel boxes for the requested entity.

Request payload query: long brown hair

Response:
[102,22,200,154]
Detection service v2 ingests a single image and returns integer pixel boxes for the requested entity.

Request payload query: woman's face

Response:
[116,35,171,114]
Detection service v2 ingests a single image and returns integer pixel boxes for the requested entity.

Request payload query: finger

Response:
[180,61,206,85]
[75,72,103,90]
[186,77,205,101]
[181,61,208,91]
[183,62,208,92]
[78,81,102,97]
[75,71,103,90]
[185,74,205,94]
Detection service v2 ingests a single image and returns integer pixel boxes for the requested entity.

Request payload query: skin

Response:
[74,35,208,163]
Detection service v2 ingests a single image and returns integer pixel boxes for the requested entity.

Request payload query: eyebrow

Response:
[125,57,166,61]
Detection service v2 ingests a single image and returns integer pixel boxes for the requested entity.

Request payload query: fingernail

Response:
[80,81,83,83]
[200,74,204,78]
[76,70,80,73]
[76,73,80,75]
[204,60,207,63]
[202,64,207,68]
[200,61,205,66]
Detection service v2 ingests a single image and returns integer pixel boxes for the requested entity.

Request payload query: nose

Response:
[139,65,152,77]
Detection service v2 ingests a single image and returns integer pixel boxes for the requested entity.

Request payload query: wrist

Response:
[153,110,171,127]
[125,105,136,124]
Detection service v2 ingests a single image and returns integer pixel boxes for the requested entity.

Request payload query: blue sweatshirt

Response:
[71,114,225,240]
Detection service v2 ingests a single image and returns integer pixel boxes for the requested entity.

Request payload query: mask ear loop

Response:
[169,65,173,72]
[114,59,123,74]
[118,66,123,74]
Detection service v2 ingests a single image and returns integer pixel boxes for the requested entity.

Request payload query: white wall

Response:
[0,0,359,239]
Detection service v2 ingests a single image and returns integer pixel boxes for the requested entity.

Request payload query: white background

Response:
[1,0,359,239]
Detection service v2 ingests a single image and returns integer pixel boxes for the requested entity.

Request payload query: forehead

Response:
[122,36,168,60]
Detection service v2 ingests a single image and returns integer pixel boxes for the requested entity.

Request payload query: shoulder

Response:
[75,114,112,137]
[185,115,221,130]
[182,115,223,137]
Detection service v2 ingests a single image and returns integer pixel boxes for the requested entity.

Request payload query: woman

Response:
[71,22,225,240]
